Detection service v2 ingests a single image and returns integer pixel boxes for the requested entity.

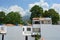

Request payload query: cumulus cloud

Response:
[0,0,60,16]
[0,7,8,13]
[0,5,26,16]
[29,0,60,14]
[29,0,49,10]
[8,5,26,16]
[51,4,60,14]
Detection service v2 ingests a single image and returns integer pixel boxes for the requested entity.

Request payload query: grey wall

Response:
[0,26,34,40]
[0,25,60,40]
[41,25,60,40]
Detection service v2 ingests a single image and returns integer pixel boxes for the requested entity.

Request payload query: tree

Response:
[5,12,22,24]
[0,11,5,24]
[48,9,59,24]
[35,34,41,40]
[30,5,43,23]
[30,5,59,24]
[42,10,50,17]
[59,15,60,21]
[43,9,59,24]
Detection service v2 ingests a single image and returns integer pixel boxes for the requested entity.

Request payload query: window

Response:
[48,21,51,24]
[27,28,31,31]
[34,21,40,24]
[41,21,44,24]
[23,28,24,31]
[33,28,40,32]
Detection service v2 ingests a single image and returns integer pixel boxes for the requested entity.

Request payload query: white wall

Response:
[0,25,60,40]
[41,25,60,40]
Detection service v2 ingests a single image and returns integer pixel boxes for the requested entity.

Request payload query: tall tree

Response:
[0,11,5,24]
[30,5,43,23]
[59,15,60,21]
[43,10,50,17]
[43,9,59,24]
[48,9,59,24]
[5,12,22,24]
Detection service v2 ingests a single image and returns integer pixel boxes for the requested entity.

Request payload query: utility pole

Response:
[2,34,4,40]
[25,36,28,40]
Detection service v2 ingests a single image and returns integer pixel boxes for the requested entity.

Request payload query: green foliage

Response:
[30,5,59,24]
[5,12,22,24]
[35,34,41,40]
[30,5,43,23]
[43,9,59,24]
[0,11,5,24]
[42,10,50,17]
[27,20,32,24]
[59,15,60,21]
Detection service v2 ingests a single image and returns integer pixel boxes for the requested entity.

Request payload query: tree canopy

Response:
[30,5,59,24]
[59,15,60,21]
[5,12,22,24]
[30,5,43,23]
[0,5,59,25]
[0,11,5,24]
[30,5,43,20]
[43,9,59,24]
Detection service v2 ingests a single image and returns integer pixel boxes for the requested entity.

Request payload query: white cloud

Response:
[8,5,26,16]
[29,2,39,9]
[51,4,60,14]
[29,0,49,11]
[0,0,60,17]
[29,0,60,14]
[25,9,31,16]
[0,5,26,16]
[0,7,8,13]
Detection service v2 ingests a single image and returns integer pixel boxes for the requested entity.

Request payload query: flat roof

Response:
[33,18,51,20]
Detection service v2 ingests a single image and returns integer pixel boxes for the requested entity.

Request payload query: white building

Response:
[23,18,52,38]
[32,18,52,24]
[58,21,60,24]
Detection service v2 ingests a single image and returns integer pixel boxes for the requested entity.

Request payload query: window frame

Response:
[27,28,31,31]
[34,21,40,24]
[33,28,40,32]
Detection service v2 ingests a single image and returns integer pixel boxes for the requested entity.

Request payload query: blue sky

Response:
[46,0,60,7]
[0,0,60,16]
[0,0,60,9]
[0,0,39,9]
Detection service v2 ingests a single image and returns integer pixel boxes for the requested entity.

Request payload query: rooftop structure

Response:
[33,18,52,24]
[23,17,52,37]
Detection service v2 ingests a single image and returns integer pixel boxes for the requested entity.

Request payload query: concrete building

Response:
[23,17,52,40]
[58,21,60,24]
[32,18,52,24]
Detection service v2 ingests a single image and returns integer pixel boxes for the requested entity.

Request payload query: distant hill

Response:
[22,12,31,22]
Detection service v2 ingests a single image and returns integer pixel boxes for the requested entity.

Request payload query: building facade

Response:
[23,18,52,40]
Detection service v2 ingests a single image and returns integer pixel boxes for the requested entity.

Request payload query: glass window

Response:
[34,21,40,24]
[23,28,24,31]
[33,28,40,32]
[27,28,31,31]
[41,21,44,24]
